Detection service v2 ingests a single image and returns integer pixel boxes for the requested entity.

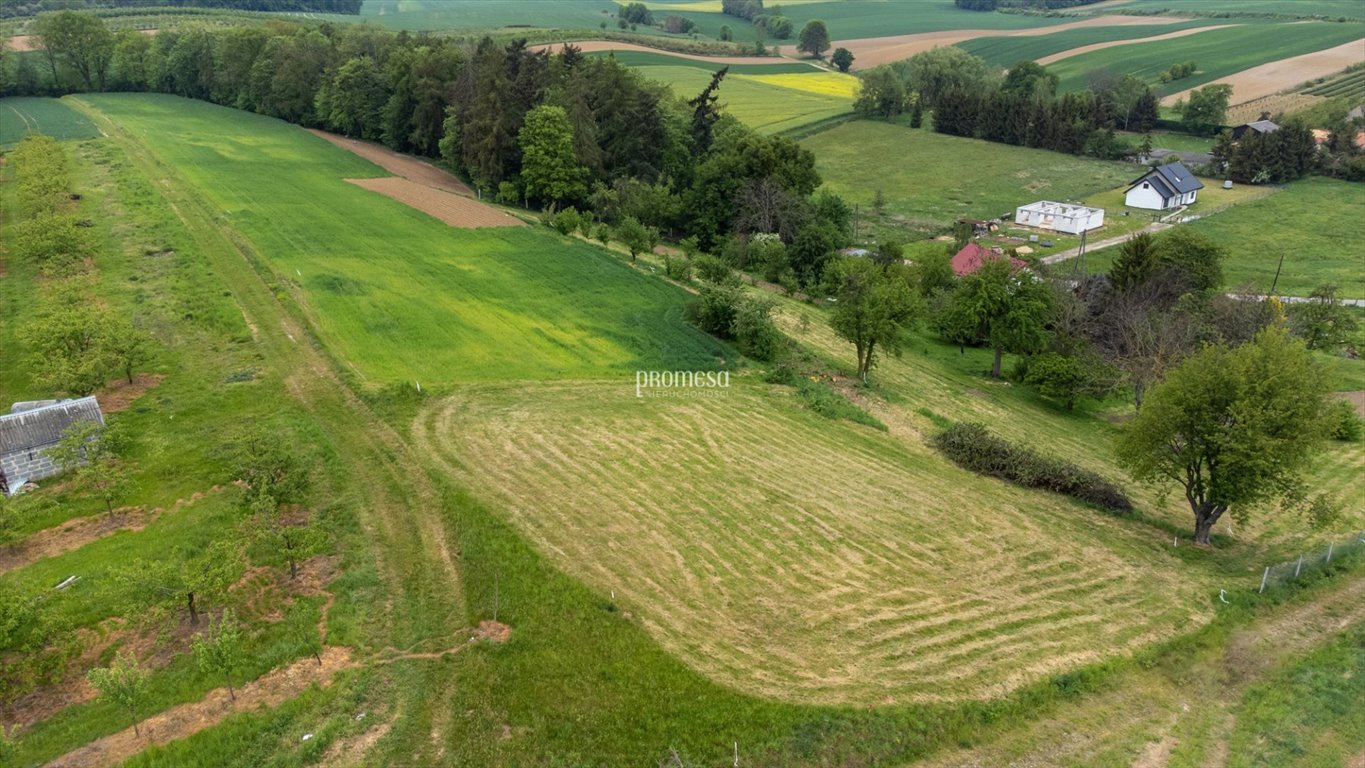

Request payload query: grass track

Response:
[75,93,727,386]
[416,379,1206,705]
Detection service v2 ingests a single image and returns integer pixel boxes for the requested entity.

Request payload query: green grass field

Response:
[660,0,1066,41]
[629,60,857,134]
[1110,0,1365,19]
[1047,22,1365,96]
[352,0,620,32]
[1085,178,1365,298]
[802,120,1136,232]
[0,97,101,146]
[72,93,728,386]
[956,19,1221,69]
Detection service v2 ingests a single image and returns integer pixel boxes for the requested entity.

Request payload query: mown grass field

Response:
[628,60,857,134]
[955,19,1219,68]
[1085,178,1365,299]
[0,96,101,146]
[73,93,728,386]
[1047,21,1365,95]
[802,120,1136,233]
[1111,0,1365,19]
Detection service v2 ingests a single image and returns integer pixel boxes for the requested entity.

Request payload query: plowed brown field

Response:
[307,128,474,196]
[345,177,524,229]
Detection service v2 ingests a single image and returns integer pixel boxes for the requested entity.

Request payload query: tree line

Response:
[2,0,359,19]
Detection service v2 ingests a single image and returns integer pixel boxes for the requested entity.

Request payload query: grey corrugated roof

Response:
[1242,120,1279,134]
[0,397,104,454]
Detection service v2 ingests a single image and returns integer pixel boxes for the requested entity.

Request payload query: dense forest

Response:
[0,0,359,19]
[3,11,851,284]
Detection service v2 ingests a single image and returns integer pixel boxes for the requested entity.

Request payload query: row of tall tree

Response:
[2,0,359,19]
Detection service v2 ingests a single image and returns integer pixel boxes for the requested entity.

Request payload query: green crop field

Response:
[1109,0,1365,20]
[1306,67,1365,98]
[593,48,815,74]
[956,20,1220,69]
[1085,178,1365,299]
[657,0,1066,41]
[351,0,621,32]
[0,96,101,146]
[1048,22,1365,96]
[802,120,1136,232]
[628,60,857,133]
[72,94,727,386]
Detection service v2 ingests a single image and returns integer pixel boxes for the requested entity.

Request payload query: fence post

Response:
[1327,542,1334,563]
[1259,566,1270,594]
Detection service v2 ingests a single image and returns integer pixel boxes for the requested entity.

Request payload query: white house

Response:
[1013,201,1105,234]
[1124,162,1204,210]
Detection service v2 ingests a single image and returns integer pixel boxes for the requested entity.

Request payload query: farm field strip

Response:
[0,96,102,146]
[415,380,1208,704]
[956,20,1227,68]
[634,64,854,133]
[1162,36,1365,106]
[345,177,524,228]
[306,128,474,195]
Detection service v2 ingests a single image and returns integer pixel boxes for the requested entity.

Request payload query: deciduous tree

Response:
[88,652,149,736]
[827,257,921,382]
[51,419,130,520]
[797,20,831,58]
[830,47,853,73]
[192,609,244,702]
[518,104,587,208]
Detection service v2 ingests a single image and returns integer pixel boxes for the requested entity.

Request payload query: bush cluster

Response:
[1329,399,1363,442]
[932,422,1134,513]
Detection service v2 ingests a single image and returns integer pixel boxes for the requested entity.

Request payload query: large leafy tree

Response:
[1181,83,1232,136]
[942,258,1052,378]
[797,20,831,58]
[827,258,920,382]
[518,104,588,208]
[319,56,388,140]
[33,10,115,90]
[831,47,854,73]
[1117,326,1331,545]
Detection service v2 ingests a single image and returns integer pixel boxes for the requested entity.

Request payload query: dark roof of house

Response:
[1127,162,1204,196]
[0,397,104,454]
[951,243,1028,277]
[1234,119,1280,136]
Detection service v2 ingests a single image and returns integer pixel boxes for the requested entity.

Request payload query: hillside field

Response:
[1047,21,1365,96]
[0,96,100,146]
[72,94,728,385]
[955,19,1219,69]
[802,120,1136,233]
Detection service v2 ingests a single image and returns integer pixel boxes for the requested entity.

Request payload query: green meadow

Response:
[1112,0,1365,19]
[0,96,101,146]
[956,19,1221,69]
[73,93,728,386]
[627,61,857,134]
[1047,22,1365,95]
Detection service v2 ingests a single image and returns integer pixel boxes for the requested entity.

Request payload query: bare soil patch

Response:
[783,15,1183,69]
[1036,24,1239,66]
[0,507,153,574]
[44,646,354,768]
[1162,38,1365,106]
[6,29,155,52]
[471,620,511,644]
[306,129,474,197]
[97,372,165,413]
[345,177,525,229]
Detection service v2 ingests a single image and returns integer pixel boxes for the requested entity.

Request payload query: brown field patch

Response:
[1036,24,1239,66]
[781,14,1183,69]
[1225,92,1326,124]
[415,381,1206,705]
[1163,37,1365,106]
[344,177,525,229]
[305,129,474,196]
[97,372,165,413]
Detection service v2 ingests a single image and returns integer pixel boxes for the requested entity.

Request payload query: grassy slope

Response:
[0,96,101,146]
[76,93,727,387]
[956,19,1220,68]
[1085,178,1365,299]
[802,120,1136,231]
[1047,21,1365,96]
[634,63,856,134]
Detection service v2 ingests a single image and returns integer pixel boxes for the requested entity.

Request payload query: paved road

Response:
[1040,222,1170,265]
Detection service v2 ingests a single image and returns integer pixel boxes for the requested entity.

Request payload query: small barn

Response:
[951,243,1028,277]
[1230,119,1279,141]
[1013,201,1105,234]
[1124,162,1204,210]
[0,397,104,494]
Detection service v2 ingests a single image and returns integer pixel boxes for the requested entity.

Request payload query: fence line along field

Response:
[75,93,728,385]
[415,380,1207,705]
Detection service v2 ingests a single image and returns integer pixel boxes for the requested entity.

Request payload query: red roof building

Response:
[951,243,1028,277]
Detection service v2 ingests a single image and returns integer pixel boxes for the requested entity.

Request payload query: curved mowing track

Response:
[414,380,1207,705]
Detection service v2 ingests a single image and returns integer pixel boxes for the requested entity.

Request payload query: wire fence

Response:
[1258,531,1365,593]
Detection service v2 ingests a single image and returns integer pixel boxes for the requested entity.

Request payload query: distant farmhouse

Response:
[1013,201,1104,234]
[1124,162,1204,211]
[951,243,1028,277]
[1230,119,1279,141]
[0,397,104,495]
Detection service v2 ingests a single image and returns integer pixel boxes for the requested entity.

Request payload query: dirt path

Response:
[44,647,355,768]
[778,14,1183,69]
[1036,24,1239,66]
[345,177,523,228]
[1040,222,1170,264]
[305,129,474,197]
[1162,37,1365,106]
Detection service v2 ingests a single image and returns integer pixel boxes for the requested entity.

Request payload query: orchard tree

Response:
[797,20,831,58]
[50,419,130,520]
[19,282,117,396]
[941,258,1052,378]
[1117,327,1332,545]
[826,257,921,382]
[192,609,244,702]
[831,47,854,73]
[88,651,150,736]
[116,540,244,625]
[106,318,156,385]
[616,215,656,261]
[518,105,587,208]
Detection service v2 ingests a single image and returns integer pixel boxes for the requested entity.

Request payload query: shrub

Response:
[553,206,583,235]
[693,253,733,285]
[663,255,693,283]
[932,422,1133,513]
[1329,399,1363,441]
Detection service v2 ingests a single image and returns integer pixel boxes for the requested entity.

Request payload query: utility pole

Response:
[1269,252,1285,295]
